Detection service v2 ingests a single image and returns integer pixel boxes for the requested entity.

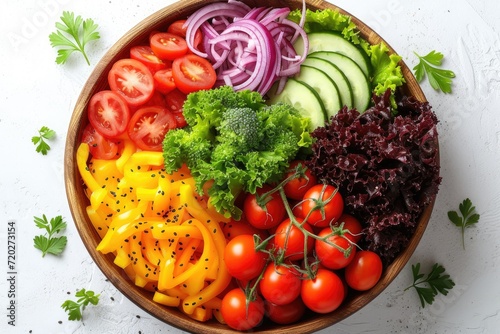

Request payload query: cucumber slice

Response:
[294,31,371,77]
[302,57,354,109]
[267,79,326,130]
[310,51,371,112]
[295,65,342,120]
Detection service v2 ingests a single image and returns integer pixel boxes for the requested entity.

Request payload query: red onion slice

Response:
[184,0,308,96]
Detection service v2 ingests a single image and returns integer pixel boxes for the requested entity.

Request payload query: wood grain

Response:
[64,0,436,333]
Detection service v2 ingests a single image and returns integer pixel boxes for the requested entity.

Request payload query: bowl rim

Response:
[64,0,437,333]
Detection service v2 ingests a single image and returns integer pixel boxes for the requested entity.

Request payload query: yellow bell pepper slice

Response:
[151,176,172,216]
[173,238,201,277]
[188,306,212,322]
[129,231,159,283]
[115,139,136,174]
[76,143,101,193]
[97,216,160,254]
[114,242,131,269]
[89,158,123,188]
[151,224,203,240]
[160,219,214,290]
[158,257,176,291]
[86,206,109,238]
[178,184,231,314]
[153,291,180,307]
[141,230,164,268]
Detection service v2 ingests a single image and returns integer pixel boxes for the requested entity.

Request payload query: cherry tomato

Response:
[274,218,314,261]
[243,185,286,230]
[334,213,363,243]
[345,250,383,291]
[127,106,177,151]
[224,234,267,281]
[302,184,344,227]
[153,68,176,95]
[87,90,130,139]
[164,89,188,127]
[259,264,301,305]
[130,45,167,74]
[291,201,305,219]
[301,269,345,314]
[172,54,217,94]
[222,218,268,241]
[265,297,305,325]
[81,124,121,160]
[108,58,155,107]
[167,19,203,49]
[221,288,265,331]
[150,32,188,61]
[315,228,356,270]
[283,160,317,200]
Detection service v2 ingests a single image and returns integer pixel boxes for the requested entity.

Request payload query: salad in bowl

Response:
[65,0,440,332]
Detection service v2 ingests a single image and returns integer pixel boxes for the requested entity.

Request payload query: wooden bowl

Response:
[64,0,435,333]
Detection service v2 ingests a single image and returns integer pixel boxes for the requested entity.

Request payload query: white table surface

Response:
[1,0,499,333]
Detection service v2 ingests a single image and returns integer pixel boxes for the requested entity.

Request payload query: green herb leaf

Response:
[49,11,100,65]
[33,215,67,257]
[32,126,56,155]
[405,263,455,308]
[62,289,100,321]
[413,50,456,93]
[448,198,480,249]
[61,300,82,321]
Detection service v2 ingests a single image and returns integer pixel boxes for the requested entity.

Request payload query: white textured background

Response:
[1,0,499,333]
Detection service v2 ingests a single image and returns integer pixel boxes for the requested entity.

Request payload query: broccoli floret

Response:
[218,107,261,152]
[162,86,312,219]
[182,86,266,126]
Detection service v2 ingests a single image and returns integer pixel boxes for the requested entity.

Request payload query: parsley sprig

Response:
[33,215,67,257]
[413,50,456,93]
[448,198,480,249]
[405,263,455,308]
[61,289,100,321]
[32,126,56,155]
[49,11,100,65]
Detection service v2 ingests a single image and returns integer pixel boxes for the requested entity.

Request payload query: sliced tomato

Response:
[130,45,167,74]
[165,89,188,127]
[81,124,121,160]
[108,58,155,107]
[172,54,217,94]
[153,68,176,95]
[167,19,203,49]
[150,32,188,61]
[87,90,130,139]
[127,106,177,151]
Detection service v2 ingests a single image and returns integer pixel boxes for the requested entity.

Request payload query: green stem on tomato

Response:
[277,186,354,265]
